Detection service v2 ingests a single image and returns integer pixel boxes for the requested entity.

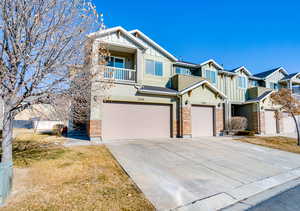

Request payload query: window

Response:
[270,82,279,90]
[107,56,125,68]
[175,67,191,75]
[238,76,247,89]
[251,80,259,87]
[205,69,217,84]
[146,60,163,76]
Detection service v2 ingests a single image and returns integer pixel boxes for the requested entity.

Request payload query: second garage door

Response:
[282,113,299,133]
[192,106,214,137]
[265,110,277,134]
[102,102,171,140]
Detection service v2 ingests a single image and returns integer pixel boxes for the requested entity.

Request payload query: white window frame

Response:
[269,82,279,90]
[205,69,217,84]
[238,76,247,89]
[107,56,125,68]
[251,80,259,87]
[145,59,163,76]
[175,66,191,75]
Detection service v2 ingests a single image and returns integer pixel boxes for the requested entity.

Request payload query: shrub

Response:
[231,116,248,131]
[235,130,255,136]
[52,124,66,137]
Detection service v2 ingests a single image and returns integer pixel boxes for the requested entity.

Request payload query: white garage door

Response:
[265,110,277,134]
[283,113,298,133]
[192,106,214,137]
[102,102,171,140]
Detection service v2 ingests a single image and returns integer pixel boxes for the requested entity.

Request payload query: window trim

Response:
[238,76,247,89]
[145,59,163,77]
[107,56,125,68]
[174,66,192,75]
[269,82,279,90]
[251,80,259,87]
[205,69,217,84]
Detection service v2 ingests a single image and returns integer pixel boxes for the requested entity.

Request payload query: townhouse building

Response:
[85,26,300,141]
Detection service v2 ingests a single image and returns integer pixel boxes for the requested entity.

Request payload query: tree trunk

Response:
[1,107,13,163]
[291,113,300,146]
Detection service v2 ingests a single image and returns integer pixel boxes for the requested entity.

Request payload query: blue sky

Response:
[94,0,300,74]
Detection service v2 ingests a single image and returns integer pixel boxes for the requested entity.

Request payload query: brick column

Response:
[182,105,192,137]
[172,120,179,138]
[252,111,265,134]
[260,111,265,134]
[88,81,103,142]
[215,108,224,135]
[88,120,102,139]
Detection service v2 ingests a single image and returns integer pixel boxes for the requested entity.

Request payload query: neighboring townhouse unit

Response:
[83,26,300,141]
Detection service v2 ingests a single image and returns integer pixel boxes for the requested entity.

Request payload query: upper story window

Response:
[270,82,279,90]
[238,76,247,89]
[251,80,259,87]
[146,59,163,76]
[107,56,125,68]
[175,67,191,75]
[205,69,217,84]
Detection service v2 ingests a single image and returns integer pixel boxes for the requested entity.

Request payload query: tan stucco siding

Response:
[131,35,174,87]
[105,83,175,104]
[261,96,280,110]
[96,32,138,49]
[135,36,165,58]
[171,74,205,91]
[189,84,224,105]
[265,70,286,88]
[141,54,173,87]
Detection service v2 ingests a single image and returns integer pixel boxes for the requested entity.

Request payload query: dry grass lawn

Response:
[1,129,154,211]
[235,136,300,154]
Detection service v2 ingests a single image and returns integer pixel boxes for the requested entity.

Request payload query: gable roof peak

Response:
[199,59,223,70]
[230,66,252,76]
[129,29,178,61]
[87,26,148,50]
[253,67,288,78]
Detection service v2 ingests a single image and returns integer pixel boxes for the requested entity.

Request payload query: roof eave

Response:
[129,29,178,62]
[179,80,227,99]
[137,89,178,96]
[88,26,148,50]
[198,59,224,70]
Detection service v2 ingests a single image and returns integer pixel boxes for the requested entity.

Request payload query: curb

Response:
[175,168,300,210]
[221,178,300,210]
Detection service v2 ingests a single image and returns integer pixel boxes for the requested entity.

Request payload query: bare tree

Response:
[271,88,300,145]
[0,0,109,163]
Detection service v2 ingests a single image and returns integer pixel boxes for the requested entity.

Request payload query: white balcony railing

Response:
[104,66,136,82]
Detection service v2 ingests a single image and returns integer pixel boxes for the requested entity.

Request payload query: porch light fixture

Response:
[185,100,189,105]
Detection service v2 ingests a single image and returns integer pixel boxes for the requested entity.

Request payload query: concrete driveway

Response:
[106,137,300,210]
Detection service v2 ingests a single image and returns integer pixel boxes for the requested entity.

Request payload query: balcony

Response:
[104,66,136,82]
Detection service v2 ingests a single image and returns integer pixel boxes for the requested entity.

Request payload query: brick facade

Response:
[182,105,192,137]
[215,108,224,135]
[172,120,179,138]
[87,120,102,138]
[252,111,265,134]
